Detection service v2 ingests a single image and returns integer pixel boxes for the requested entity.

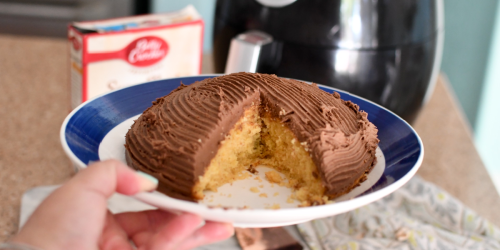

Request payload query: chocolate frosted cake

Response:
[125,73,379,206]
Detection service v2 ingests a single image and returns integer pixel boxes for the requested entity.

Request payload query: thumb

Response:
[70,159,158,197]
[13,159,158,250]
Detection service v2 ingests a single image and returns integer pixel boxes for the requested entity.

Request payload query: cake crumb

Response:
[287,197,295,203]
[279,108,286,116]
[300,141,310,151]
[228,194,232,197]
[299,201,311,207]
[273,192,279,197]
[236,171,253,180]
[322,196,329,203]
[250,187,260,193]
[265,171,283,184]
[268,204,281,209]
[259,193,268,198]
[259,185,264,188]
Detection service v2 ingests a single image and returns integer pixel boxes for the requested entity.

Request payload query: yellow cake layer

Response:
[193,105,326,205]
[192,105,262,199]
[259,114,326,205]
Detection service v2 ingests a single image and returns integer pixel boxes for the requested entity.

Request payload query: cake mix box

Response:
[68,5,203,109]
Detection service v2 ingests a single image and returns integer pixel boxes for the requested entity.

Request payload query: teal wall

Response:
[152,0,216,53]
[441,0,498,129]
[441,0,500,191]
[476,0,500,190]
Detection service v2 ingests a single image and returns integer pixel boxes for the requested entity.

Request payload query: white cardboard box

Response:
[68,6,204,109]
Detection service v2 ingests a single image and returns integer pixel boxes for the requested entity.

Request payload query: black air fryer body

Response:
[213,0,443,123]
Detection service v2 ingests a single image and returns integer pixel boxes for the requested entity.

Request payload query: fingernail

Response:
[197,220,206,229]
[136,171,159,191]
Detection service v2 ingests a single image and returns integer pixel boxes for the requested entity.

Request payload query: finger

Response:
[139,213,203,250]
[175,221,235,250]
[12,160,157,250]
[99,211,134,250]
[131,231,154,247]
[114,210,177,237]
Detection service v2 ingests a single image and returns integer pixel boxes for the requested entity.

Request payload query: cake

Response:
[125,72,379,206]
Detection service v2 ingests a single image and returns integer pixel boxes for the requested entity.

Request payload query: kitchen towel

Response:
[297,175,500,250]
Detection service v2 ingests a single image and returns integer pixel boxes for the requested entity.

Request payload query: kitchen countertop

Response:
[1,34,500,243]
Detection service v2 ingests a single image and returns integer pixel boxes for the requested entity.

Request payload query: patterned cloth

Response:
[297,176,500,250]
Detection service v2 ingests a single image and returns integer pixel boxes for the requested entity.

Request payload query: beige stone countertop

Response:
[1,34,500,242]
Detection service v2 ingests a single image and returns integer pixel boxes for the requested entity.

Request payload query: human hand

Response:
[9,160,234,250]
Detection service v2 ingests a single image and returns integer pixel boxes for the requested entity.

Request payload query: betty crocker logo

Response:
[126,36,169,66]
[85,36,170,67]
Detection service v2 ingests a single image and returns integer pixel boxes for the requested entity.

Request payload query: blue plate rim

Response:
[60,74,424,212]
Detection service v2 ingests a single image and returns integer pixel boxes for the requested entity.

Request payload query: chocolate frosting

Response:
[125,73,379,201]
